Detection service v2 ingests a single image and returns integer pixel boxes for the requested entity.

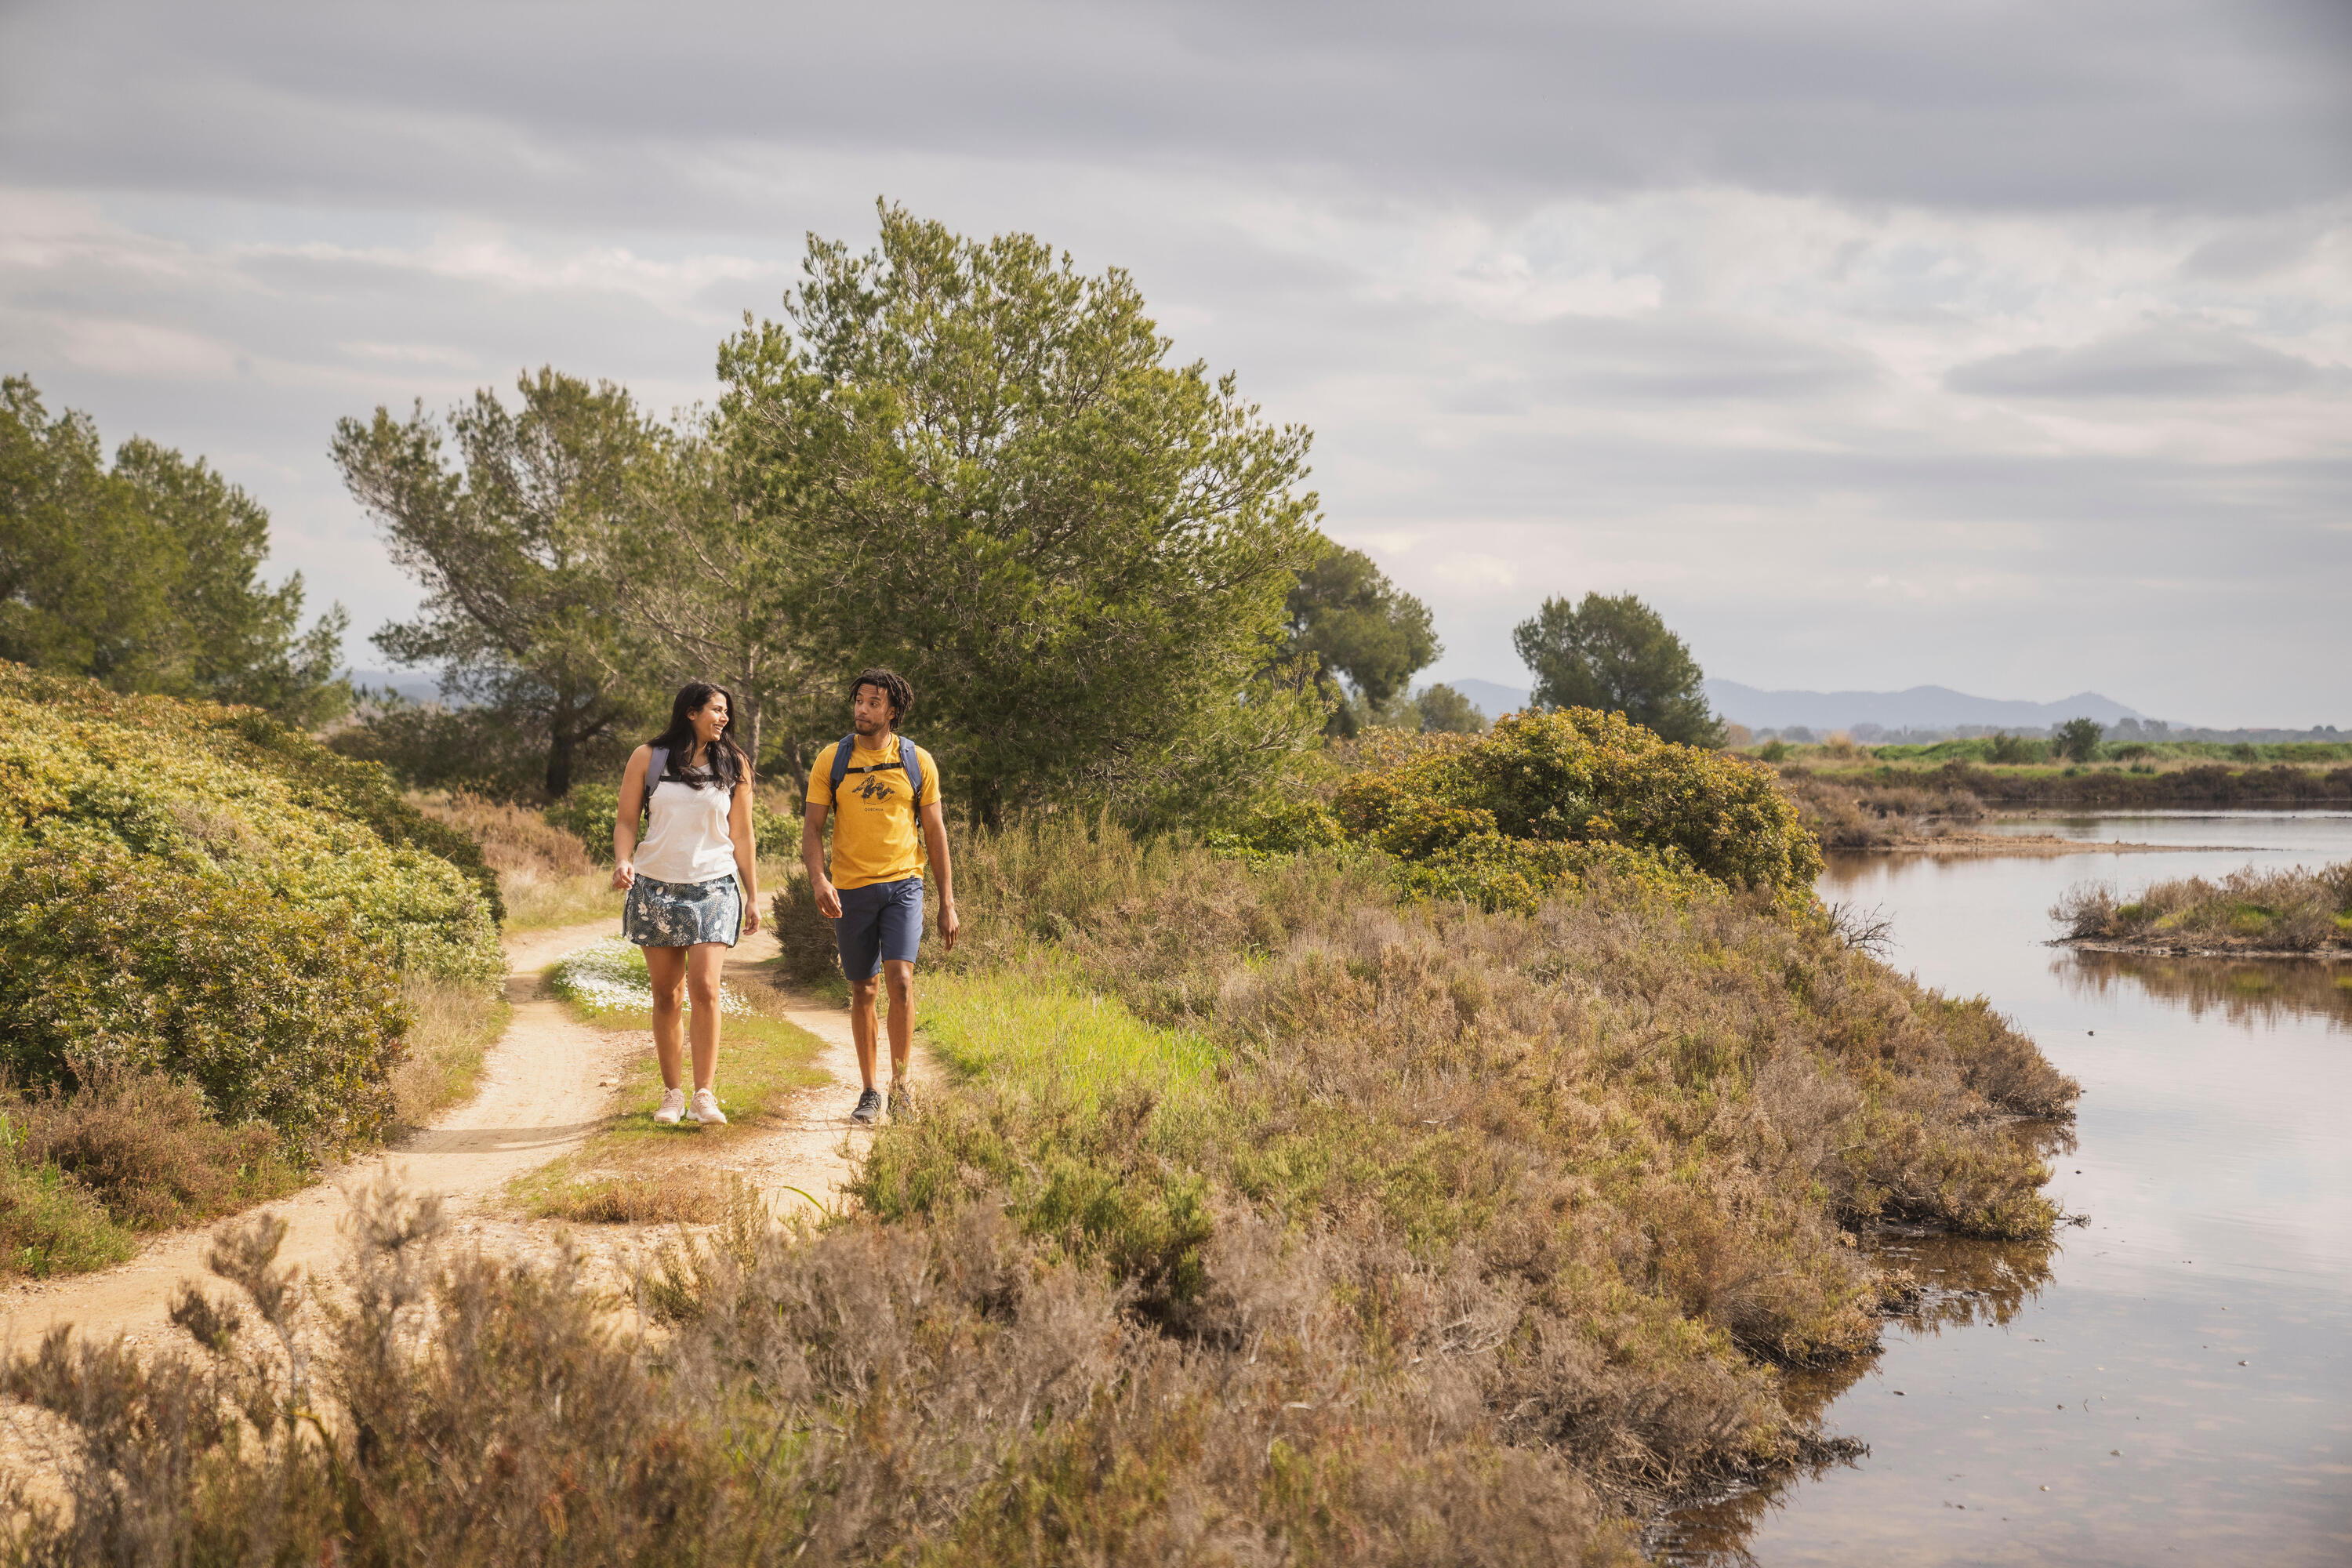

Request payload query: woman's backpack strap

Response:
[640,746,669,822]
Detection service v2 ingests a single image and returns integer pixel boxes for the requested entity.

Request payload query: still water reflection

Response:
[1654,813,2352,1566]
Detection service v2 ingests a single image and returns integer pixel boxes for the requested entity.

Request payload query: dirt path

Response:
[720,931,916,1220]
[0,924,924,1352]
[0,919,631,1351]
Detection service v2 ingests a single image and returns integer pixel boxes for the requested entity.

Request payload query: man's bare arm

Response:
[920,799,958,951]
[801,799,842,919]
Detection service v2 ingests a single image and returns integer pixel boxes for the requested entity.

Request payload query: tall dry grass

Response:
[412,792,620,930]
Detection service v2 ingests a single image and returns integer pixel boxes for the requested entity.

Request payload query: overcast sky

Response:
[4,0,2347,724]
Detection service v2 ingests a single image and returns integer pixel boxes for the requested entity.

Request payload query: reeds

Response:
[2052,860,2352,952]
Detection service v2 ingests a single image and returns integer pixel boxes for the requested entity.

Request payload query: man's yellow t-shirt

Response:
[807,735,941,891]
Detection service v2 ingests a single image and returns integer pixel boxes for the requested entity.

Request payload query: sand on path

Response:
[0,918,633,1351]
[0,920,922,1352]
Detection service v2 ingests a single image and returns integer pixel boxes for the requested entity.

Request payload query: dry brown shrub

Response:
[9,1068,292,1230]
[412,791,593,887]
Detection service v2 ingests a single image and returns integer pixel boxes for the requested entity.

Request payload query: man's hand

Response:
[612,860,636,891]
[938,898,960,952]
[814,876,843,920]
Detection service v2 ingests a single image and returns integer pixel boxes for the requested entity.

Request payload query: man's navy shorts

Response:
[833,877,924,980]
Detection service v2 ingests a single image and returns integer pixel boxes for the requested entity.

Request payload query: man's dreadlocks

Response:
[851,667,914,723]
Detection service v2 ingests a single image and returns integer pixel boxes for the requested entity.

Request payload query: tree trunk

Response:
[546,728,576,798]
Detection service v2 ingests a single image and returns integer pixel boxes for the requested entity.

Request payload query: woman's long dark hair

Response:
[648,682,750,791]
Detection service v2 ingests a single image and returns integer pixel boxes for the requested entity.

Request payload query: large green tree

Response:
[1283,544,1439,736]
[0,376,347,724]
[720,205,1327,820]
[613,420,806,771]
[331,369,672,796]
[1512,591,1726,748]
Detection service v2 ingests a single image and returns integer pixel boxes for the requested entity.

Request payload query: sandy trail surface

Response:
[0,923,912,1354]
[0,920,632,1351]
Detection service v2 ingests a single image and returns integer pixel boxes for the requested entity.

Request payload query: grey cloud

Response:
[1944,325,2338,399]
[5,0,2349,219]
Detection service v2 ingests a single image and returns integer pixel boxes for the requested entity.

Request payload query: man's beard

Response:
[853,714,882,735]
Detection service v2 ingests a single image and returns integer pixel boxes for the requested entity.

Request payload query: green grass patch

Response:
[0,1156,137,1277]
[918,966,1219,1112]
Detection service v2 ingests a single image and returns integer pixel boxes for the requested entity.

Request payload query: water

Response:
[1658,812,2352,1566]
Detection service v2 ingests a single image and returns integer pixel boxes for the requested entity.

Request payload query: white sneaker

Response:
[688,1088,727,1125]
[653,1088,685,1126]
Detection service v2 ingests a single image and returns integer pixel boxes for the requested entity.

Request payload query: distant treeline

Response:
[1756,719,2348,746]
[1818,760,2352,810]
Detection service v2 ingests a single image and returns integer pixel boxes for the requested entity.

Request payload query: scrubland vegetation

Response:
[0,707,2080,1564]
[2053,861,2352,954]
[0,662,503,1278]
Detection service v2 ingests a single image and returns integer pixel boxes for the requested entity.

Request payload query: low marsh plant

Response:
[0,1068,306,1279]
[2053,861,2352,952]
[2,1180,1648,1565]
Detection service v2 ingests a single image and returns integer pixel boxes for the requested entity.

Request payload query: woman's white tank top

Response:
[633,758,739,884]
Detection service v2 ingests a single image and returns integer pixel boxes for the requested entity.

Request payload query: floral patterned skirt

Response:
[622,873,742,949]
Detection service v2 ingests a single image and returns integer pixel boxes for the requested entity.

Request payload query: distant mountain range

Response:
[1702,681,2149,733]
[1433,678,2164,736]
[345,669,447,705]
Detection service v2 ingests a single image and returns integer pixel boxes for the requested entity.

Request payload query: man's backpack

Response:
[829,735,924,817]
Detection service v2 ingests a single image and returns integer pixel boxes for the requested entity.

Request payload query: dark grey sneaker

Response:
[850,1088,882,1123]
[887,1080,915,1122]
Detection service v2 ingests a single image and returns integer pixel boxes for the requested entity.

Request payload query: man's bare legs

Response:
[644,942,727,1091]
[848,959,916,1091]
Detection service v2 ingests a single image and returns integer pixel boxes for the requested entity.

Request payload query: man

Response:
[802,667,959,1123]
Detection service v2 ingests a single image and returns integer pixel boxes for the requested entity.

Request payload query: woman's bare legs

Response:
[644,942,728,1092]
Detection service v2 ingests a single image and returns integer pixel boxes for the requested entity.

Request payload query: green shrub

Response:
[1334,707,1821,910]
[0,1154,135,1278]
[0,847,408,1154]
[545,782,621,862]
[0,666,504,980]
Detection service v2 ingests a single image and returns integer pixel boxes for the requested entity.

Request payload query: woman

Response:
[612,682,762,1126]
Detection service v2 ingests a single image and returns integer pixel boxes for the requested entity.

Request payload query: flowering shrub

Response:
[1334,708,1822,913]
[0,666,502,986]
[549,938,750,1017]
[0,661,505,1154]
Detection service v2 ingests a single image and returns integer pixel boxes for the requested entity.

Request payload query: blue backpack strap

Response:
[639,746,668,822]
[829,735,856,796]
[899,738,923,808]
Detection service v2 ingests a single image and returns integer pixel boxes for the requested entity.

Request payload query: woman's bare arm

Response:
[729,776,762,933]
[612,745,650,889]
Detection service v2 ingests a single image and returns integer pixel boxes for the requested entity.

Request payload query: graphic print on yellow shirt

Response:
[806,736,941,891]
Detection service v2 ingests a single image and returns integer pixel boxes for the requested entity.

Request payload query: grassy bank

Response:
[2,823,2076,1563]
[1772,757,2352,849]
[2053,860,2352,955]
[2,717,2081,1563]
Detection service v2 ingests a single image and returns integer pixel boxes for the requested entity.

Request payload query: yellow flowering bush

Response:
[0,662,504,1150]
[1334,708,1822,913]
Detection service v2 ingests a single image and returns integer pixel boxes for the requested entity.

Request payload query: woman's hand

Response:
[612,860,637,891]
[742,903,761,935]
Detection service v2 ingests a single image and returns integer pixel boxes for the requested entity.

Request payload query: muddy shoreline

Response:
[2054,936,2350,961]
[1864,831,2254,856]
